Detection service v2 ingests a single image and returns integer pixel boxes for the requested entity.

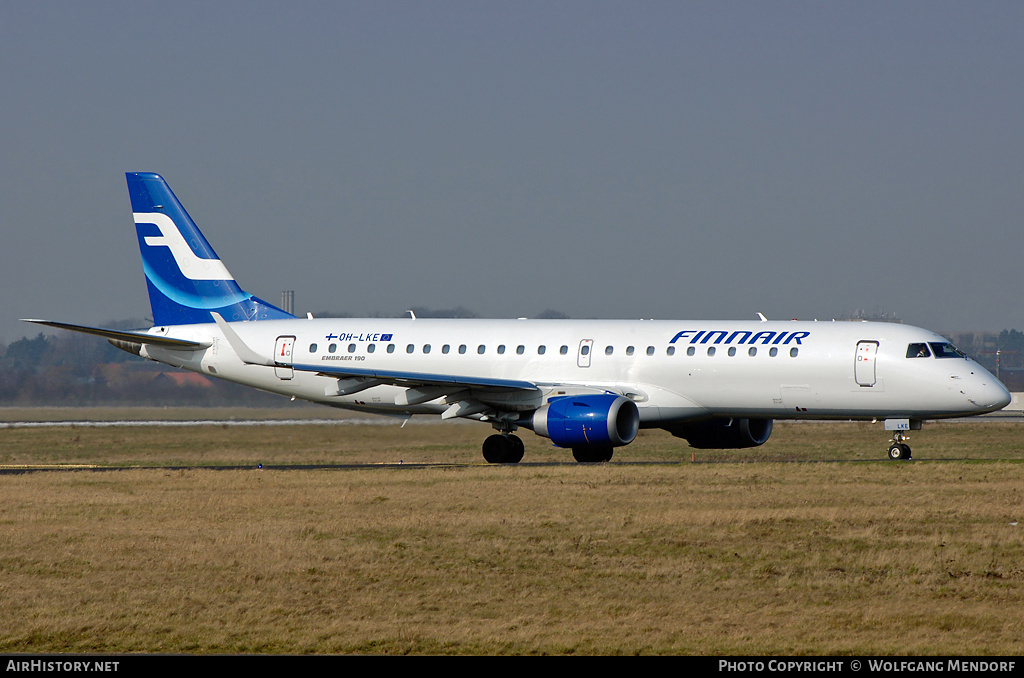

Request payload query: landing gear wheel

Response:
[506,435,525,463]
[482,434,524,464]
[887,440,912,461]
[572,446,614,463]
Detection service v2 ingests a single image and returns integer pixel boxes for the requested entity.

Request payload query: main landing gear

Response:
[482,434,525,464]
[572,446,614,463]
[887,432,912,460]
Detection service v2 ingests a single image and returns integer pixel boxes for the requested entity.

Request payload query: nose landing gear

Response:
[884,419,918,460]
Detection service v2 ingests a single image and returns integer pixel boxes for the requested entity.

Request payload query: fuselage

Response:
[29,172,1013,463]
[139,317,1011,426]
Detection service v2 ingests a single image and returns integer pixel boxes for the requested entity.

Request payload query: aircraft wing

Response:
[210,312,541,412]
[293,361,544,415]
[293,361,538,391]
[21,319,211,350]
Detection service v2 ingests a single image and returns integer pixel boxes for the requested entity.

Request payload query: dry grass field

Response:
[1,410,1023,655]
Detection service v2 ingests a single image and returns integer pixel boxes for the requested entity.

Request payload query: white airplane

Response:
[25,173,1011,463]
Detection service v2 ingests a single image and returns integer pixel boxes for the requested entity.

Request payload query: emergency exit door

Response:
[274,336,295,380]
[577,339,594,368]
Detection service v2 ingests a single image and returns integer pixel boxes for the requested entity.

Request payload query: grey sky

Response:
[3,1,1022,345]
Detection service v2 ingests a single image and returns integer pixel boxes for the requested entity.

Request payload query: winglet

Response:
[211,312,274,366]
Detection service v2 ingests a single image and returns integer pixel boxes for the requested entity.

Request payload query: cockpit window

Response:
[907,343,931,358]
[929,342,965,359]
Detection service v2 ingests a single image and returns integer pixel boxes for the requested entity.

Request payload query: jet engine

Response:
[531,394,640,449]
[667,418,773,449]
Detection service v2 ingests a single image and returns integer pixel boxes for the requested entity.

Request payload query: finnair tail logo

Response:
[134,213,233,281]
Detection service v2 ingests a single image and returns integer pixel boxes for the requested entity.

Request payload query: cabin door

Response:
[855,341,878,387]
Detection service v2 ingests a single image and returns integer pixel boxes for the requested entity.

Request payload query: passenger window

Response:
[442,344,450,354]
[907,343,931,358]
[423,344,431,354]
[707,347,716,356]
[748,347,756,357]
[560,345,568,355]
[387,344,395,353]
[329,343,337,353]
[497,345,506,354]
[478,345,486,354]
[517,345,525,355]
[309,343,318,353]
[686,347,695,356]
[538,346,546,355]
[667,346,675,356]
[790,347,799,357]
[348,343,356,353]
[459,344,467,354]
[626,346,635,356]
[728,347,736,357]
[769,347,778,357]
[368,344,375,353]
[605,346,614,355]
[646,346,655,356]
[581,345,590,356]
[406,344,414,354]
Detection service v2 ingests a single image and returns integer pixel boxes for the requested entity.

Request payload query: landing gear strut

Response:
[482,434,525,464]
[887,432,912,460]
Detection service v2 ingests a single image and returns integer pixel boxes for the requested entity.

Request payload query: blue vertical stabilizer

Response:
[126,172,294,326]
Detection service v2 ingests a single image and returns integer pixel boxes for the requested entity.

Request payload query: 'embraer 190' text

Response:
[670,330,810,345]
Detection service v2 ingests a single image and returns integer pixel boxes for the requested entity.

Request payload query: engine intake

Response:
[668,418,773,449]
[531,394,640,449]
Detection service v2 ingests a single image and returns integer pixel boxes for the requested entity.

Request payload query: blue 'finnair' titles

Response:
[670,330,810,345]
[23,172,1012,464]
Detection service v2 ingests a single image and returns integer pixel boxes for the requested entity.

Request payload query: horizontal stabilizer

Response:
[21,319,210,350]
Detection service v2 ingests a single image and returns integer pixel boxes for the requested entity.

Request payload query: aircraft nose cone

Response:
[973,377,1011,412]
[991,382,1012,410]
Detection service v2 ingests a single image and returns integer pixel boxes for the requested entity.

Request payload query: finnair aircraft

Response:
[26,173,1011,462]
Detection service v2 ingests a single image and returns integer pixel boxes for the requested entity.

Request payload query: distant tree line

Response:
[0,330,287,406]
[3,315,1021,406]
